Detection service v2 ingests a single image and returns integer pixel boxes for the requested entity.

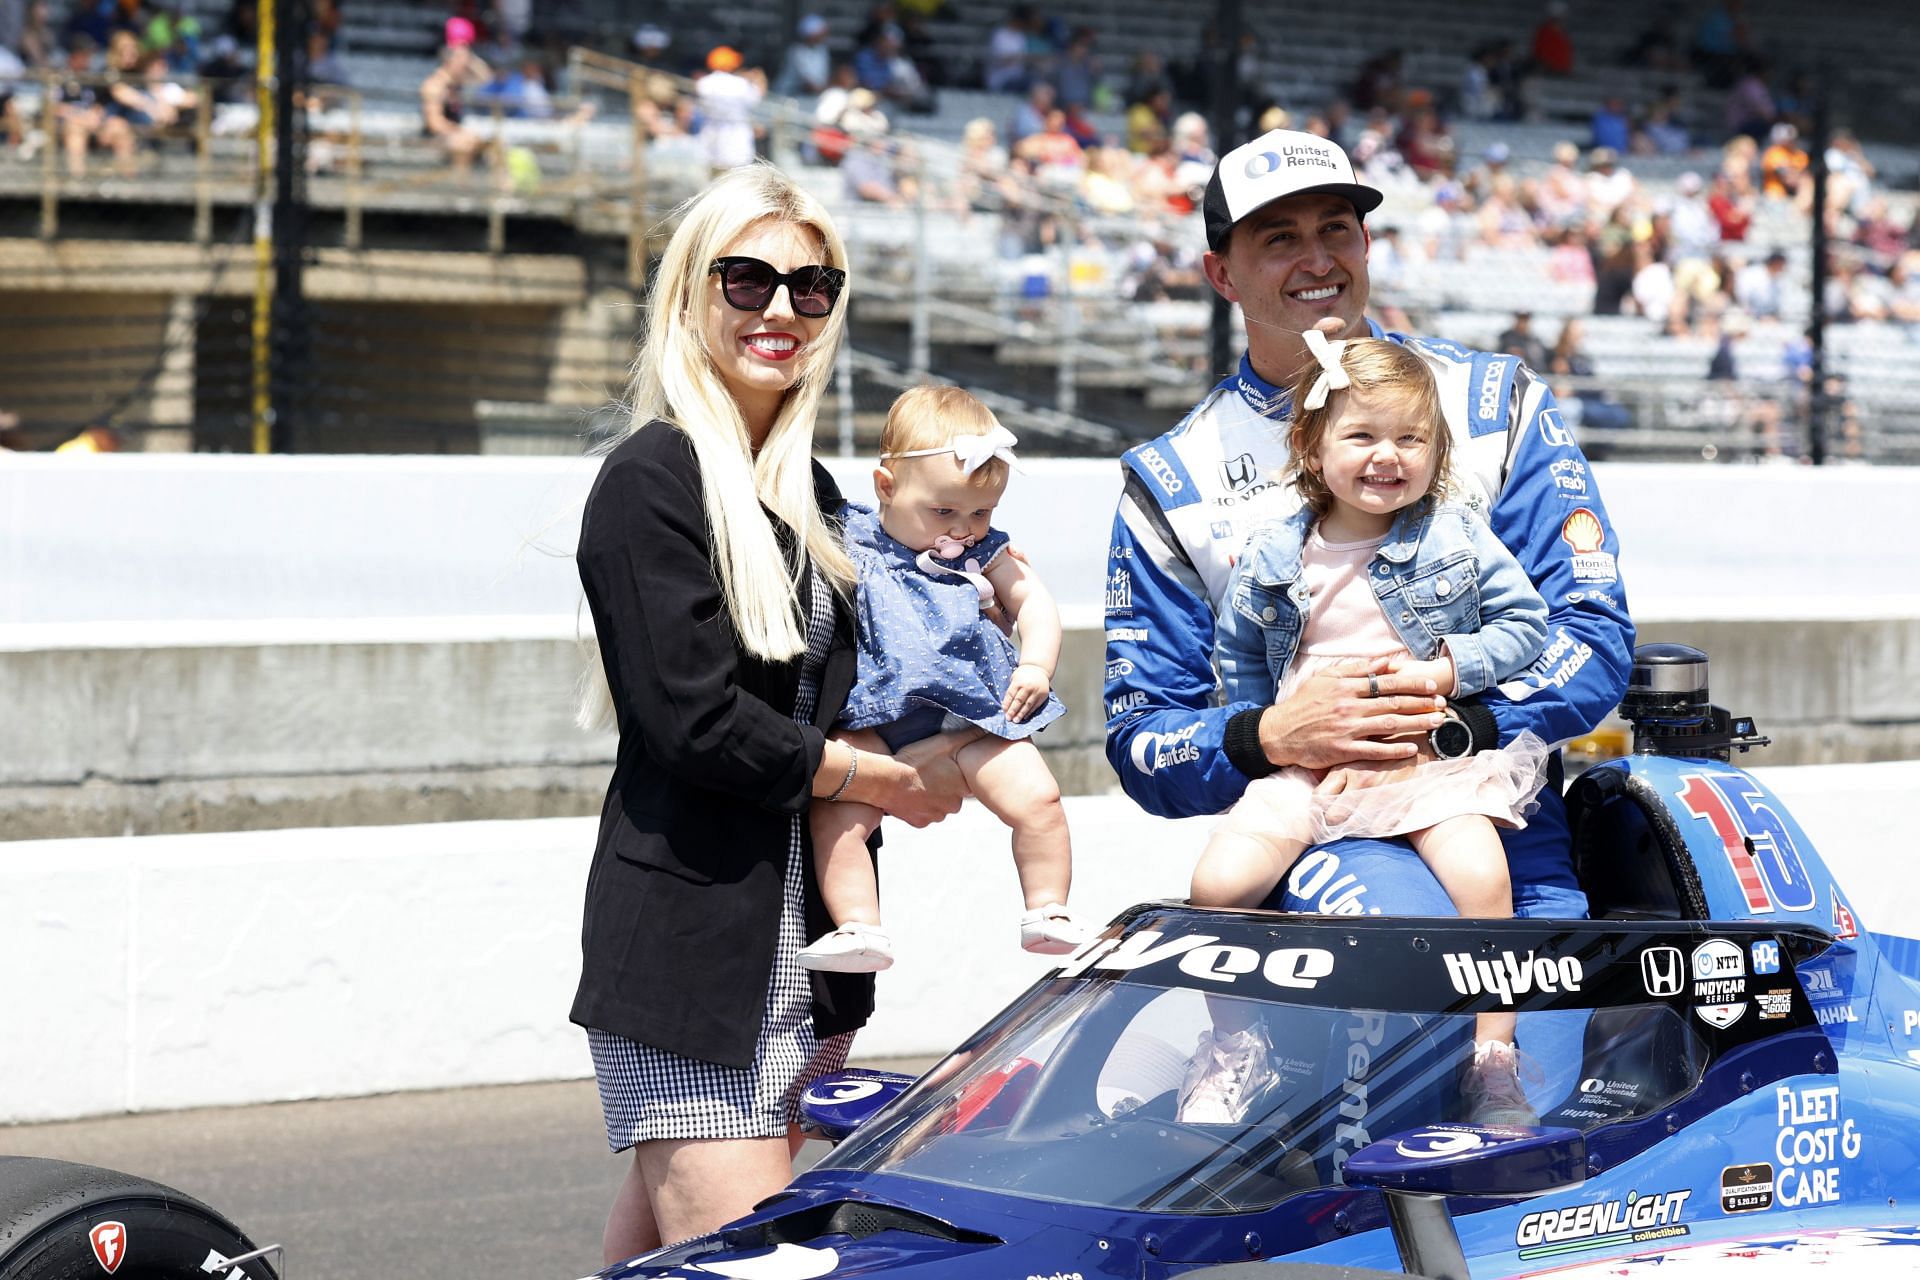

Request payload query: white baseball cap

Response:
[1203,128,1383,252]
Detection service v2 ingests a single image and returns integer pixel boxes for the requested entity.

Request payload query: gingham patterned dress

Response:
[587,571,855,1149]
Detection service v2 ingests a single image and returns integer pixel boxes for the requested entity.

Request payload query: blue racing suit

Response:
[1104,328,1634,917]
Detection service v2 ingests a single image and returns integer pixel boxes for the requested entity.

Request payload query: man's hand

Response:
[1256,655,1445,771]
[1314,743,1437,797]
[887,728,981,826]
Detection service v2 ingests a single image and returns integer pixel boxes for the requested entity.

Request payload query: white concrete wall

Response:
[3,762,1914,1126]
[5,454,1920,626]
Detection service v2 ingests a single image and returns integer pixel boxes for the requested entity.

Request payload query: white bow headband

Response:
[882,424,1021,477]
[1300,326,1351,412]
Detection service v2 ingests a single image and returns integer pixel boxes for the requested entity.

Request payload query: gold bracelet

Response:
[826,749,860,802]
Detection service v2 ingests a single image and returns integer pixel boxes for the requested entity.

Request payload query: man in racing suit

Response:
[1105,128,1634,920]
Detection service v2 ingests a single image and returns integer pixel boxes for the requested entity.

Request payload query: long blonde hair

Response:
[579,164,856,730]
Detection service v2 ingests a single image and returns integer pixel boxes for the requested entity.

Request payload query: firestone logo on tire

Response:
[89,1221,127,1274]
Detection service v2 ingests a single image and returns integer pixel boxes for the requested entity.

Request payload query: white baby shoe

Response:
[797,922,895,972]
[1019,903,1091,955]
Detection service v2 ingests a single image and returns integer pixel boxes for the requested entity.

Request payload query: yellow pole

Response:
[251,0,277,454]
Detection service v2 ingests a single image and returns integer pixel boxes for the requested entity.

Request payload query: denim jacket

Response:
[1215,499,1549,706]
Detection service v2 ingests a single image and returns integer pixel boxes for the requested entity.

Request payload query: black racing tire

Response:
[0,1157,277,1280]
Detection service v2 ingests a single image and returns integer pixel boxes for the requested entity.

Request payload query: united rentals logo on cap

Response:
[1203,129,1384,251]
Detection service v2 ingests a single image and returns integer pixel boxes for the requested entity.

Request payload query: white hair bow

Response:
[1301,327,1351,411]
[883,425,1021,477]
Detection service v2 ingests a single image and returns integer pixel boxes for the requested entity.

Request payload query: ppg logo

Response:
[1752,941,1782,975]
[1244,151,1282,178]
[1641,945,1685,997]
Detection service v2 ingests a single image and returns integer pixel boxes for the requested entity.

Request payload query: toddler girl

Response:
[1184,334,1551,1125]
[799,385,1087,972]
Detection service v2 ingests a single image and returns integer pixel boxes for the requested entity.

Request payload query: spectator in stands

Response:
[1668,171,1716,259]
[629,24,670,69]
[420,30,492,175]
[807,64,859,162]
[984,4,1034,93]
[307,27,348,87]
[1855,197,1909,264]
[1016,106,1083,191]
[1549,318,1631,435]
[0,406,23,451]
[1583,147,1633,215]
[1536,140,1585,228]
[11,0,52,68]
[1723,56,1775,143]
[1123,49,1170,112]
[1590,94,1630,154]
[842,122,907,207]
[853,23,930,113]
[1395,93,1452,179]
[1498,311,1549,371]
[1050,25,1098,110]
[1884,251,1920,326]
[1529,0,1573,75]
[1638,90,1690,155]
[1125,83,1171,154]
[1708,168,1753,241]
[196,32,244,103]
[774,14,833,98]
[696,46,765,175]
[1733,248,1787,321]
[1008,79,1051,146]
[1826,129,1875,221]
[1759,122,1807,203]
[957,116,1017,213]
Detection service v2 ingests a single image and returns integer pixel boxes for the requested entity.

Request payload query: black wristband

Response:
[1449,696,1500,755]
[1224,708,1280,780]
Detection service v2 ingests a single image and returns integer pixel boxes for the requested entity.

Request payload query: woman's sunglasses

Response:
[708,256,847,318]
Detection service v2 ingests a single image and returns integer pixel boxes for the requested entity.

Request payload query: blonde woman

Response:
[570,164,973,1262]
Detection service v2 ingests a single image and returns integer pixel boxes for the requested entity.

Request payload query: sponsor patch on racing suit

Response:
[1103,328,1634,917]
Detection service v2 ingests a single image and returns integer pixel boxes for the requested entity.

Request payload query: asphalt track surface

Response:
[0,1062,933,1280]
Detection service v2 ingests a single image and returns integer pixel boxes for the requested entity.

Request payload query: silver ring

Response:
[1366,674,1380,699]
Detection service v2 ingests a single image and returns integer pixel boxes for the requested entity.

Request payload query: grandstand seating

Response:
[5,0,1917,459]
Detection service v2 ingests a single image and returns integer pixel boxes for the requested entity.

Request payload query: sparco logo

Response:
[1443,951,1583,1005]
[1137,446,1183,493]
[1129,722,1201,774]
[1476,361,1503,422]
[1640,945,1684,997]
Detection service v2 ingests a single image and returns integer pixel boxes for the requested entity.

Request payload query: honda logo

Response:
[1220,453,1258,491]
[1641,945,1684,998]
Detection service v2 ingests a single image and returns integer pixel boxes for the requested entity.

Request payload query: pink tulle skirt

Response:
[1214,653,1552,849]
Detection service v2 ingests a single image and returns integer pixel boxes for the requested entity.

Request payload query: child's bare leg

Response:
[1190,829,1308,1036]
[1410,815,1516,1048]
[956,737,1069,909]
[811,796,884,925]
[799,728,893,972]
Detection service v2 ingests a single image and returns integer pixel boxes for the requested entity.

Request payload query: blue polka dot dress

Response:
[837,503,1064,746]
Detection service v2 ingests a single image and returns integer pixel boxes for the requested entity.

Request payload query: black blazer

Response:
[569,419,871,1068]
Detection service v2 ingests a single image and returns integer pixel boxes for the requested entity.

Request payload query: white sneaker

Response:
[1176,1025,1279,1124]
[1460,1040,1538,1126]
[1019,903,1091,954]
[797,922,894,972]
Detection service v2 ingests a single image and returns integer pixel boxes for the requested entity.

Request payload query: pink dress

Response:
[1214,529,1548,852]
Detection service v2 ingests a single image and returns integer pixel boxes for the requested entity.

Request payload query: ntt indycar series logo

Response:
[1443,950,1584,1005]
[1515,1189,1692,1260]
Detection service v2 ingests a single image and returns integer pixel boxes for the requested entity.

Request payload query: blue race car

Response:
[592,644,1920,1279]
